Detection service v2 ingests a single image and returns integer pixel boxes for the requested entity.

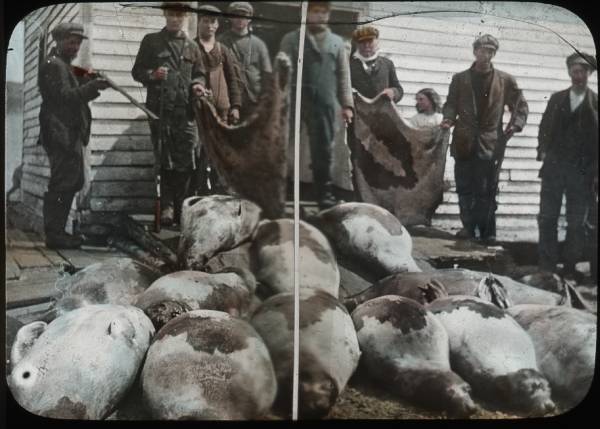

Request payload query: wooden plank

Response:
[90,197,154,212]
[90,166,153,181]
[91,181,154,197]
[5,254,22,280]
[24,231,46,248]
[55,248,117,269]
[91,135,152,152]
[38,247,68,266]
[6,229,36,248]
[6,278,61,309]
[90,151,155,166]
[11,248,53,269]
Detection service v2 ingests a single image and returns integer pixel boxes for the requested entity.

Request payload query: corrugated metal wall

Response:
[363,2,597,240]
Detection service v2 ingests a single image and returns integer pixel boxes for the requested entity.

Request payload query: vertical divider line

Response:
[292,0,308,422]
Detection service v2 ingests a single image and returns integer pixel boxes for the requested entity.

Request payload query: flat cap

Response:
[353,26,379,42]
[566,52,597,71]
[161,2,193,12]
[197,4,221,15]
[228,2,253,16]
[51,22,87,40]
[473,34,499,51]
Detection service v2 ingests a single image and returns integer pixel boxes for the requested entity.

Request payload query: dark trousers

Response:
[454,157,497,239]
[161,169,193,222]
[303,101,336,200]
[538,164,590,272]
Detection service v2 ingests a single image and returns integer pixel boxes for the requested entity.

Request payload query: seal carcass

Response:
[507,304,597,408]
[141,310,276,420]
[427,296,555,416]
[8,304,154,419]
[352,295,477,417]
[135,269,255,329]
[251,289,360,418]
[178,195,262,270]
[250,218,340,298]
[313,202,421,280]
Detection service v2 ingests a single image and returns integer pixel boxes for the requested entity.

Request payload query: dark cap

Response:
[228,2,253,16]
[161,2,193,12]
[308,1,331,11]
[353,26,379,42]
[51,22,87,40]
[473,34,499,51]
[197,4,221,15]
[566,52,597,71]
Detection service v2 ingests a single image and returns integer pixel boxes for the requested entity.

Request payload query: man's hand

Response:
[151,66,169,81]
[503,125,517,139]
[342,107,353,125]
[192,83,208,97]
[91,78,110,91]
[537,151,546,162]
[380,88,396,100]
[228,107,240,124]
[440,119,454,129]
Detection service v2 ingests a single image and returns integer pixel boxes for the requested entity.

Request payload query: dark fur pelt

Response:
[350,93,450,226]
[194,52,292,219]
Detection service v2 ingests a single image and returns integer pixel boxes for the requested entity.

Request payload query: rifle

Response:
[71,65,159,120]
[153,79,167,233]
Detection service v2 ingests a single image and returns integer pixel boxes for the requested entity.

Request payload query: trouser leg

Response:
[454,158,476,238]
[306,104,336,208]
[473,159,496,240]
[537,170,565,272]
[563,170,589,273]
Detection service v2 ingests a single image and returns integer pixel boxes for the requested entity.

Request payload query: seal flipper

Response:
[475,274,511,309]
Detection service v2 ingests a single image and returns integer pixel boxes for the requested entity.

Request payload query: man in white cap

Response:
[536,51,598,281]
[441,34,529,243]
[38,22,110,248]
[219,1,272,118]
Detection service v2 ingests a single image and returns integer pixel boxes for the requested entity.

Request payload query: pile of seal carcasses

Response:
[7,197,595,420]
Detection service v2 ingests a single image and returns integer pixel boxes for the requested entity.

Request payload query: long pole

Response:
[292,1,308,421]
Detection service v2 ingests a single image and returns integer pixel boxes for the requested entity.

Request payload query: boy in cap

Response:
[280,1,354,210]
[349,25,403,103]
[536,52,598,280]
[38,22,110,249]
[219,2,272,118]
[441,34,528,243]
[132,1,207,226]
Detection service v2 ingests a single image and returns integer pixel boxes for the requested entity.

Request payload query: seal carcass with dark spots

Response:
[178,195,262,271]
[345,268,570,312]
[507,304,597,409]
[250,219,340,298]
[312,202,421,280]
[8,304,154,419]
[135,269,255,329]
[141,310,276,420]
[5,316,24,375]
[351,295,477,417]
[427,296,556,416]
[350,91,451,226]
[49,257,162,320]
[250,288,360,418]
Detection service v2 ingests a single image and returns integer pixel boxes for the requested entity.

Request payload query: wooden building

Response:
[16,2,596,241]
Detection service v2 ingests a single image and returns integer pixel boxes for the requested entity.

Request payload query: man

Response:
[349,25,403,103]
[280,1,354,210]
[218,1,272,118]
[132,2,207,226]
[38,22,110,249]
[194,4,243,194]
[409,88,443,128]
[536,52,598,280]
[441,34,528,243]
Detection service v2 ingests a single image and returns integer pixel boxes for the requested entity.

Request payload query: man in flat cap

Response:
[132,2,207,226]
[349,25,403,103]
[192,4,243,194]
[38,22,110,249]
[280,1,354,210]
[536,51,598,281]
[441,34,529,243]
[219,2,272,119]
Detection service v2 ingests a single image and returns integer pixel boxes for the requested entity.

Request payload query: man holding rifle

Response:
[132,1,208,227]
[441,34,528,243]
[38,22,110,249]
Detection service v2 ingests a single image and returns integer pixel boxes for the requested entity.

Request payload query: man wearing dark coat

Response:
[38,22,110,249]
[441,34,529,243]
[280,1,354,210]
[132,2,207,226]
[349,25,403,103]
[536,52,598,280]
[218,2,272,119]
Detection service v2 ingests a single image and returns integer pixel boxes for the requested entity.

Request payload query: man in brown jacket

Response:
[441,34,528,242]
[536,52,598,280]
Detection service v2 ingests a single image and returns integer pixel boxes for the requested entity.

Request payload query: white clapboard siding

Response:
[362,2,595,240]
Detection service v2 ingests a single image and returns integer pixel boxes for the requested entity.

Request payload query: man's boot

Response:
[317,182,337,211]
[43,192,82,249]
